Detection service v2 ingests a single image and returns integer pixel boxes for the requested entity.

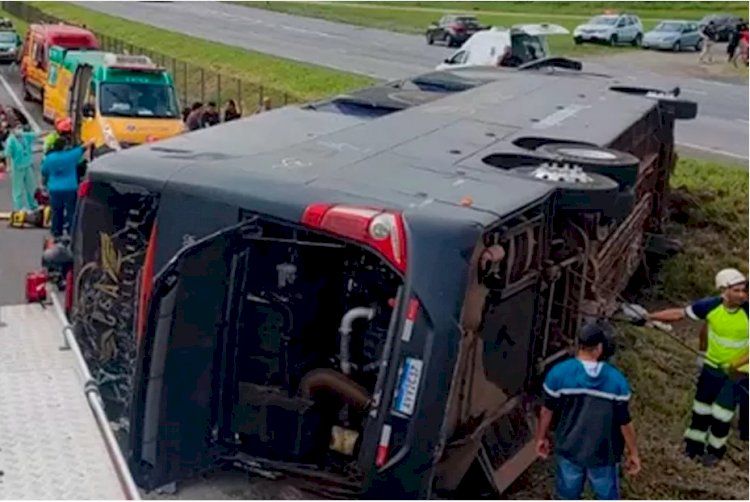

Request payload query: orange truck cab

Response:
[20,23,98,103]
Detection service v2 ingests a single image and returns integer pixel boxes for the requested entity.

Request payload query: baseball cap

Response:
[578,322,609,348]
[715,268,747,289]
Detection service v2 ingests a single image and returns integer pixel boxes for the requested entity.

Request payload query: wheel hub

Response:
[531,162,595,184]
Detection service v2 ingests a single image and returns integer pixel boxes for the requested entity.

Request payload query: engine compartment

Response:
[219,218,401,474]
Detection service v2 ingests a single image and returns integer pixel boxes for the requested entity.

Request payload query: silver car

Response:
[642,20,703,51]
[573,14,644,46]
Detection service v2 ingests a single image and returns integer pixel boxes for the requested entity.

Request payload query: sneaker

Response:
[701,454,721,467]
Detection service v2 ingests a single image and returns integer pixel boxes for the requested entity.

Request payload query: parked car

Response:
[426,15,485,47]
[699,13,745,41]
[0,27,21,63]
[436,24,569,70]
[573,13,643,46]
[642,20,702,51]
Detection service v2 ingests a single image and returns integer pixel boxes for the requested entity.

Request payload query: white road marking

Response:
[676,141,749,161]
[0,72,42,132]
[682,88,708,96]
[735,119,749,125]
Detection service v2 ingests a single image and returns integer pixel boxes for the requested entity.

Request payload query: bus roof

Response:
[87,67,671,227]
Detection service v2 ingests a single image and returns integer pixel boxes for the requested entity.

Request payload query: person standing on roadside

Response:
[185,102,204,131]
[42,137,94,239]
[536,322,641,500]
[699,21,717,63]
[200,102,220,128]
[644,268,748,466]
[223,99,241,122]
[4,124,41,212]
[727,22,742,64]
[256,96,272,114]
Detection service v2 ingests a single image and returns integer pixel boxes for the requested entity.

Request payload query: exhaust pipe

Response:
[299,368,371,411]
[339,306,375,376]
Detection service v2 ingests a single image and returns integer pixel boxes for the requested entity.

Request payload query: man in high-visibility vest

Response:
[645,268,748,466]
[44,117,73,154]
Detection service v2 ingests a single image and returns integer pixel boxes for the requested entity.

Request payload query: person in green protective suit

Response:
[4,125,41,211]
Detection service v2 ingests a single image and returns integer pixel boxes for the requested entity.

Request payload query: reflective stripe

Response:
[708,328,749,349]
[684,428,707,443]
[712,403,735,423]
[692,400,712,416]
[707,432,729,449]
[542,385,630,402]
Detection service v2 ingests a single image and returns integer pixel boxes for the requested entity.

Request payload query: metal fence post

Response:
[238,80,242,114]
[217,74,221,106]
[200,68,205,103]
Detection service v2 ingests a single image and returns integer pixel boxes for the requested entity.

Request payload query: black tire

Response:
[510,165,620,214]
[609,34,618,46]
[536,143,640,190]
[574,36,583,45]
[672,40,681,52]
[426,32,434,45]
[446,34,456,47]
[632,33,642,47]
[695,38,703,51]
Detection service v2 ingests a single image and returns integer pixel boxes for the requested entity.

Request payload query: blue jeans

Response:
[555,455,620,500]
[50,189,77,238]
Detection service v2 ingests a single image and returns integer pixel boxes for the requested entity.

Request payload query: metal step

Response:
[0,303,127,500]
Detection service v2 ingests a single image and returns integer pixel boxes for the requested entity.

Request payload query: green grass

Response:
[655,158,749,302]
[240,1,747,57]
[21,2,374,106]
[508,157,749,499]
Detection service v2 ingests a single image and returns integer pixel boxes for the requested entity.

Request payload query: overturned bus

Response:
[69,66,696,498]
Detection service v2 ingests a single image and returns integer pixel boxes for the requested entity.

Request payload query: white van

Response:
[436,24,569,71]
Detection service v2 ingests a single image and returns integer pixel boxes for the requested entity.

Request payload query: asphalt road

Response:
[0,64,50,307]
[75,1,748,162]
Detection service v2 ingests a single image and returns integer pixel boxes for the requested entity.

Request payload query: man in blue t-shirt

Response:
[535,323,641,500]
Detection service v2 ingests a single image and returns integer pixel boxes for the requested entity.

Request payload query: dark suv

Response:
[699,14,745,41]
[426,15,485,46]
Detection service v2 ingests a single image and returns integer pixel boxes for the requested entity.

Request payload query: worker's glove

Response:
[621,303,648,326]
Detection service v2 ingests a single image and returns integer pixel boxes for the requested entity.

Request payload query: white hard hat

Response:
[715,268,747,289]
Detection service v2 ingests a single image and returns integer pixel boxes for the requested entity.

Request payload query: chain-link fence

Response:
[2,1,298,113]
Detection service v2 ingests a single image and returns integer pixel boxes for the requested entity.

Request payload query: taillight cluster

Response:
[301,203,408,274]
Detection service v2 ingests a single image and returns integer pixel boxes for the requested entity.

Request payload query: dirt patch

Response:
[588,43,748,84]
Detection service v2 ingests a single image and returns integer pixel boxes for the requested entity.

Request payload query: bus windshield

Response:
[99,82,179,119]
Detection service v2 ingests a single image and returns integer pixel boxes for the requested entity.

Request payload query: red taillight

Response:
[451,24,464,32]
[136,221,158,343]
[301,203,407,273]
[77,179,92,198]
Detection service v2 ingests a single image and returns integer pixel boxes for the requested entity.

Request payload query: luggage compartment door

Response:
[128,220,254,490]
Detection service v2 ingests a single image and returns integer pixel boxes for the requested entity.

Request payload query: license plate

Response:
[393,357,423,416]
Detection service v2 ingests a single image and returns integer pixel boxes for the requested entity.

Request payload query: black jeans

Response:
[50,189,77,238]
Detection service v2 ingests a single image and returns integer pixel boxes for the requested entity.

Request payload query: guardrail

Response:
[52,292,142,501]
[1,1,297,112]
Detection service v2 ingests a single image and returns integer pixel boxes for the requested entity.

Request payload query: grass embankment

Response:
[242,1,746,58]
[507,158,749,499]
[21,2,373,106]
